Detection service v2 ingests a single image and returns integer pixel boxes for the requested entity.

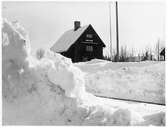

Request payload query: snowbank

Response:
[2,19,165,126]
[77,60,165,105]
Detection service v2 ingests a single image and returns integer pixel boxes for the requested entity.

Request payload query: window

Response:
[86,34,93,38]
[86,46,93,52]
[85,39,93,42]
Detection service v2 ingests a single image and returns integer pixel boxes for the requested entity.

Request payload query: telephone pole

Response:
[157,39,160,61]
[108,1,112,60]
[116,1,119,62]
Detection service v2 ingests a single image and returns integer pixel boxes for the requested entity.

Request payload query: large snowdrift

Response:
[2,19,165,126]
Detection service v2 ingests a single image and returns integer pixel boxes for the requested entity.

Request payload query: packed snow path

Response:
[2,19,165,126]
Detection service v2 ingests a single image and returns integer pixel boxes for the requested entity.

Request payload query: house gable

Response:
[74,24,106,47]
[66,25,106,62]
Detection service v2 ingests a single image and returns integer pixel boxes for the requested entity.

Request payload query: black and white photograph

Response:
[2,0,166,126]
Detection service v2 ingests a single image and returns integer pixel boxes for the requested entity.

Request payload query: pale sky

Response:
[2,1,165,56]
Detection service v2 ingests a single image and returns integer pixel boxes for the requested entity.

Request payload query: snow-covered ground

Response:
[2,19,165,126]
[76,59,165,105]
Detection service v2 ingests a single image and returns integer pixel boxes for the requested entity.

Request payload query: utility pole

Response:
[157,39,160,61]
[116,1,119,62]
[108,1,112,61]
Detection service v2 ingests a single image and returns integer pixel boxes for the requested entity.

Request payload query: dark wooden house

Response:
[51,21,106,62]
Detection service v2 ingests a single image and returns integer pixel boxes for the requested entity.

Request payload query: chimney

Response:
[74,21,80,31]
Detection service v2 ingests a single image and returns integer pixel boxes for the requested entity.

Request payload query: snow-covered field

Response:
[2,19,165,126]
[76,59,165,105]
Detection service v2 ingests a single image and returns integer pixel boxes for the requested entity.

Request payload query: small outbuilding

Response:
[51,21,106,62]
[160,48,165,61]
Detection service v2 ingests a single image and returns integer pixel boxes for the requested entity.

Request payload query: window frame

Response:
[86,34,93,38]
[86,45,93,52]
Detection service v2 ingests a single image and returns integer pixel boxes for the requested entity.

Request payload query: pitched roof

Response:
[51,25,89,53]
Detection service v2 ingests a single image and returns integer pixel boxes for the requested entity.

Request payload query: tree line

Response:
[103,39,165,62]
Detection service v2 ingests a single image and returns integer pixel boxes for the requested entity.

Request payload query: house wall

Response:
[60,45,75,62]
[73,43,103,62]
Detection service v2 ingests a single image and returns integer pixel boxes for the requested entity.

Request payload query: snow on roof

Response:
[51,25,89,53]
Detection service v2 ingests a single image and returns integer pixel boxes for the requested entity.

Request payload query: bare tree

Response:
[120,46,128,62]
[155,39,160,61]
[141,46,154,61]
[130,48,134,57]
[112,49,117,62]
